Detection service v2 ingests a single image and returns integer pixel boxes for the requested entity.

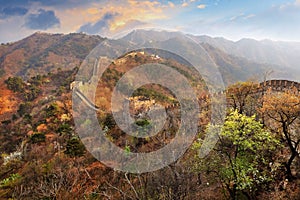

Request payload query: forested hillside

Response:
[0,32,299,199]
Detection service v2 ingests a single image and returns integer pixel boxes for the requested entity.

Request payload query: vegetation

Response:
[17,102,32,117]
[260,88,300,180]
[5,77,25,92]
[64,137,86,157]
[30,132,46,143]
[1,35,300,199]
[193,110,279,199]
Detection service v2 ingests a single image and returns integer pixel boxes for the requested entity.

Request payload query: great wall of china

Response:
[2,51,300,124]
[72,79,300,114]
[1,79,299,124]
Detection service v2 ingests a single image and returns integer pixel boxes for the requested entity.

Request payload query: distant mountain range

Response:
[121,29,300,82]
[0,29,299,86]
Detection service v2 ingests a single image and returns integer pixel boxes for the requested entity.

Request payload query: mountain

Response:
[120,29,296,83]
[1,29,297,120]
[1,30,300,199]
[1,29,299,85]
[0,32,104,80]
[0,32,104,117]
[190,34,300,73]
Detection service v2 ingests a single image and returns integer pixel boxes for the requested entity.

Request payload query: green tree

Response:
[46,102,61,117]
[5,77,25,92]
[25,85,41,101]
[193,110,279,200]
[17,102,32,117]
[64,137,85,157]
[57,123,73,137]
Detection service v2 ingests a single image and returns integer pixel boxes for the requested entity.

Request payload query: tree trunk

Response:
[228,185,237,200]
[282,123,298,180]
[285,149,297,180]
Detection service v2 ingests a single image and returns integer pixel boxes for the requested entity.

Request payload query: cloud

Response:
[182,2,188,7]
[229,13,245,21]
[78,13,150,37]
[0,0,100,9]
[110,19,150,37]
[197,4,206,9]
[244,14,255,20]
[57,0,167,36]
[24,9,60,30]
[168,2,175,8]
[0,7,28,18]
[78,12,117,35]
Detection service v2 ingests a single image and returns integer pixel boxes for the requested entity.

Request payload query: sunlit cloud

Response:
[54,0,168,36]
[1,0,300,42]
[182,2,188,7]
[168,2,175,8]
[197,4,206,9]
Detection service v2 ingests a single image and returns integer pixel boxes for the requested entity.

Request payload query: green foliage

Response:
[135,119,150,127]
[0,173,21,188]
[64,137,85,157]
[30,132,46,143]
[5,77,25,92]
[135,119,152,137]
[24,85,41,101]
[5,76,41,100]
[17,102,32,117]
[193,110,279,199]
[133,87,174,103]
[124,145,131,156]
[221,110,278,152]
[23,114,32,124]
[46,102,61,117]
[57,123,73,137]
[29,75,43,86]
[102,68,123,89]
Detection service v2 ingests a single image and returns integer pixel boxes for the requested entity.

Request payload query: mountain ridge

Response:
[1,29,299,84]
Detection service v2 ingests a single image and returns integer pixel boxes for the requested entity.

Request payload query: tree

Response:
[64,137,85,157]
[57,123,73,138]
[193,110,279,200]
[5,77,25,92]
[226,81,259,115]
[25,85,41,101]
[17,102,32,117]
[259,88,300,180]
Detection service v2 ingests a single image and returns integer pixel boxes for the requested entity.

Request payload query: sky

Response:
[0,0,300,43]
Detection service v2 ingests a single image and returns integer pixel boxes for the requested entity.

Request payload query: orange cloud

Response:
[168,1,175,8]
[182,2,188,7]
[87,8,100,15]
[55,0,168,35]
